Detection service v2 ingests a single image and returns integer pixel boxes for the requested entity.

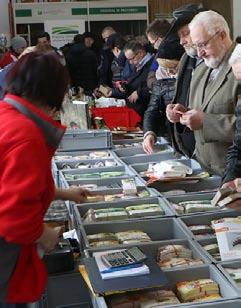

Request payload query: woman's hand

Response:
[55,187,92,203]
[37,224,63,253]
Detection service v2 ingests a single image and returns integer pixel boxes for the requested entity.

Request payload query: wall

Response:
[202,0,233,38]
[0,0,11,44]
[233,0,241,39]
[148,0,201,21]
[148,0,233,38]
[1,1,239,41]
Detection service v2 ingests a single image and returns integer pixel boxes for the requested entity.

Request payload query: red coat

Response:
[0,50,17,68]
[0,94,65,303]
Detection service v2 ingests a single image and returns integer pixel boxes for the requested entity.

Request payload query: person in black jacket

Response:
[109,41,154,118]
[66,37,98,95]
[35,31,66,65]
[145,19,172,89]
[106,33,128,84]
[142,39,183,154]
[221,45,241,210]
[165,3,204,157]
[98,27,116,87]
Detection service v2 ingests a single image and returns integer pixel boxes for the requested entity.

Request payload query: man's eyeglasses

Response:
[126,52,140,62]
[192,31,220,50]
[150,37,159,46]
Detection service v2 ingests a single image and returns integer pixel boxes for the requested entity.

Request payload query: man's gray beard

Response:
[204,57,222,68]
[204,43,227,68]
[204,47,226,69]
[185,46,197,57]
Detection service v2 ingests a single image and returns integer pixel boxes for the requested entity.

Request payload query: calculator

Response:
[101,247,147,268]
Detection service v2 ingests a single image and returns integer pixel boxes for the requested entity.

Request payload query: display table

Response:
[91,106,141,129]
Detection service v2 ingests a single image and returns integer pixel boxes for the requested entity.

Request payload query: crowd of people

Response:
[1,2,241,307]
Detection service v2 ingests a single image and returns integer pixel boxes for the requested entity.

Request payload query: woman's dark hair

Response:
[4,51,69,111]
[36,31,51,42]
[73,34,84,44]
[106,33,126,51]
[146,19,171,39]
[82,31,96,40]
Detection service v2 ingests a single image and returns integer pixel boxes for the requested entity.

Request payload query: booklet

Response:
[212,216,241,261]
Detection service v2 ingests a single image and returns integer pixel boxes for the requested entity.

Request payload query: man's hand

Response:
[166,104,187,123]
[93,87,112,97]
[232,60,241,80]
[221,180,236,190]
[128,91,138,103]
[55,187,92,203]
[222,178,241,192]
[143,134,155,154]
[235,178,241,192]
[93,88,102,98]
[223,199,241,211]
[115,81,127,93]
[221,178,241,210]
[180,109,204,130]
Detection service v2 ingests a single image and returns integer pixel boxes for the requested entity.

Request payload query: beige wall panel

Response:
[148,0,201,22]
[148,0,232,36]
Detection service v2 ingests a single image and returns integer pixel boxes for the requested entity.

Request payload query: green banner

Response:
[15,9,32,17]
[90,6,147,15]
[72,6,146,16]
[72,8,88,16]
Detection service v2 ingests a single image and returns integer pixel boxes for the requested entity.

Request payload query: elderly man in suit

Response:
[169,10,239,176]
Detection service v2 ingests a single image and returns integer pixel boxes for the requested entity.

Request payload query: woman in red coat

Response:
[0,51,70,307]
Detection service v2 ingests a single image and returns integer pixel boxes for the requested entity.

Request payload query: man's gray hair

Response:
[229,44,241,66]
[189,10,230,37]
[101,26,115,34]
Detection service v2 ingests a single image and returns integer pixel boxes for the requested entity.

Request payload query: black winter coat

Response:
[170,53,197,157]
[111,55,154,117]
[66,43,98,93]
[143,78,176,136]
[98,48,114,87]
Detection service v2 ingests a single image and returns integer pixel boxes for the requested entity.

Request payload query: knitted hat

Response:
[106,33,126,51]
[157,38,184,60]
[11,36,27,53]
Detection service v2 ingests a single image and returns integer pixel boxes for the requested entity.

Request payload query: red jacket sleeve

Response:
[0,139,49,244]
[0,52,12,69]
